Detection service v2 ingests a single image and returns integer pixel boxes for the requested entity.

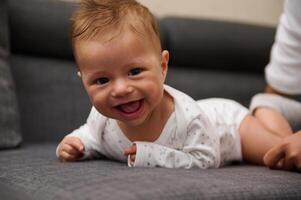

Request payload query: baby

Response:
[57,0,284,169]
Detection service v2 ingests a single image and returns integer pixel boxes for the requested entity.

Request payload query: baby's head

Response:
[71,0,162,53]
[71,0,170,127]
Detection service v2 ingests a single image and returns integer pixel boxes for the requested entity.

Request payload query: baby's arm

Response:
[57,136,84,161]
[56,107,106,161]
[126,143,218,169]
[125,117,220,169]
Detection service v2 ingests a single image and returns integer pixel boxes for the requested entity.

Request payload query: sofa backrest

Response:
[9,0,76,60]
[8,0,90,143]
[161,17,275,73]
[161,17,275,106]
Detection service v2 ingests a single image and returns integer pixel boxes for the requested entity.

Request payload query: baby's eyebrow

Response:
[123,59,145,68]
[84,70,107,79]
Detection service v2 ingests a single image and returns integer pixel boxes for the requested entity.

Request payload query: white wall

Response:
[139,0,284,27]
[62,0,284,27]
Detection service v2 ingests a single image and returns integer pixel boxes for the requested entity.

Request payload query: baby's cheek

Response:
[146,78,164,94]
[90,92,108,112]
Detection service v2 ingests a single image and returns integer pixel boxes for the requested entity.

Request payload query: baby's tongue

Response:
[119,100,140,113]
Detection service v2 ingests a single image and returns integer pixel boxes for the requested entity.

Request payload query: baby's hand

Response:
[264,131,301,172]
[58,136,85,162]
[124,144,137,165]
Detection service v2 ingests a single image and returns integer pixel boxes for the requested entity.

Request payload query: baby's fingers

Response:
[59,151,78,162]
[283,149,301,171]
[59,144,83,161]
[65,137,84,153]
[276,159,284,169]
[62,144,80,155]
[130,154,136,162]
[123,144,137,156]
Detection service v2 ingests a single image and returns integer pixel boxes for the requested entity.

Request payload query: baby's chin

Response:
[115,113,152,128]
[115,114,149,128]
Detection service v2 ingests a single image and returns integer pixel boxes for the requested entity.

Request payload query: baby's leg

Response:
[239,115,282,165]
[250,93,301,135]
[253,107,293,137]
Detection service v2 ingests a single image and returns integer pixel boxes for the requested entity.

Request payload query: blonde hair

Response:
[71,0,162,52]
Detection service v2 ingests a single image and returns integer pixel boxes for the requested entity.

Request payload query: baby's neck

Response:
[117,92,174,142]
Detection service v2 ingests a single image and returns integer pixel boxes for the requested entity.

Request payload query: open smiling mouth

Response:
[115,99,144,117]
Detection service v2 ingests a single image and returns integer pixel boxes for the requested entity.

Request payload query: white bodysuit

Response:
[57,85,248,168]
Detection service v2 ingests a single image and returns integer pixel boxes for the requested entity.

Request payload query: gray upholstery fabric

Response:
[166,67,265,106]
[10,55,90,143]
[0,0,10,50]
[8,0,77,60]
[0,0,22,149]
[161,17,275,73]
[0,144,301,200]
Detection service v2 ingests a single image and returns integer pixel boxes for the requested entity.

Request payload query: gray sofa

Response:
[1,0,301,199]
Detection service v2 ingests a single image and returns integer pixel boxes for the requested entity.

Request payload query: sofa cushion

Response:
[0,0,22,149]
[1,143,301,200]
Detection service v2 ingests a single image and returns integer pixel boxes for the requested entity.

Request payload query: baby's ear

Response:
[161,50,169,77]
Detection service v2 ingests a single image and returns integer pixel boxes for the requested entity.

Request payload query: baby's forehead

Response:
[99,17,155,42]
[75,25,160,56]
[74,29,160,69]
[101,25,147,43]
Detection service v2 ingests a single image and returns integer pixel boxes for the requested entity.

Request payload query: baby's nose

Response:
[111,79,133,97]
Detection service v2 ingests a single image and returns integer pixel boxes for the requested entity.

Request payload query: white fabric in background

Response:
[265,0,301,94]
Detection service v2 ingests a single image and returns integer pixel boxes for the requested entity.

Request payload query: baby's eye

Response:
[128,68,142,76]
[95,77,109,85]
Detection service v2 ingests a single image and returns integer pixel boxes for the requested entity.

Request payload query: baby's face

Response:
[74,30,169,127]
